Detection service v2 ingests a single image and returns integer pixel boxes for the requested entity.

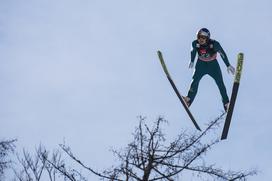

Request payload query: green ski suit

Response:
[187,39,230,106]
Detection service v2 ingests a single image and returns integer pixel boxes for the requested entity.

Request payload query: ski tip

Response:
[157,50,162,56]
[238,52,244,60]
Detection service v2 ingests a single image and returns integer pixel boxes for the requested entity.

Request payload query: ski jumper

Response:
[187,39,230,105]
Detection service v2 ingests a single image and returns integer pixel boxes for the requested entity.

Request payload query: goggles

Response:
[198,35,208,40]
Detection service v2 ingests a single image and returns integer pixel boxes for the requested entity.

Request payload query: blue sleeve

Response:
[214,41,230,67]
[191,41,197,63]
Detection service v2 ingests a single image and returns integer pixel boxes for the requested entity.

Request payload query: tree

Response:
[0,139,16,180]
[49,113,256,181]
[13,145,77,181]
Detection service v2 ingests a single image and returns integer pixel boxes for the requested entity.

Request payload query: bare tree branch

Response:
[6,113,256,181]
[0,139,16,179]
[55,113,256,181]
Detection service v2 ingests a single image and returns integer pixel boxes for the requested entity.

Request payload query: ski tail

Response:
[157,51,201,131]
[221,53,244,140]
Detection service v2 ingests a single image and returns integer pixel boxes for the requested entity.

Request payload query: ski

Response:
[157,50,201,131]
[221,53,244,140]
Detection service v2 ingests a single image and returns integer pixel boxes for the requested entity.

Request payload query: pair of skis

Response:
[157,51,243,140]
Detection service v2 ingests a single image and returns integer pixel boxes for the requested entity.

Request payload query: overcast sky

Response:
[1,0,272,180]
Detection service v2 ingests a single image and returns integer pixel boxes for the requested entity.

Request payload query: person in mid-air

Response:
[183,28,235,111]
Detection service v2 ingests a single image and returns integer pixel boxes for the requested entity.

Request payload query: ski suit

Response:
[187,39,230,105]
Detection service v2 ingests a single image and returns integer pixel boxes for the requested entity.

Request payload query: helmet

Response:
[197,28,210,39]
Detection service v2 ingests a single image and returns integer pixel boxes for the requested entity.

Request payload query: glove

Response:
[227,65,235,75]
[188,62,194,69]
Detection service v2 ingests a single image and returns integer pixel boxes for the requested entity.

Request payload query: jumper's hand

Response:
[189,62,194,69]
[227,65,235,75]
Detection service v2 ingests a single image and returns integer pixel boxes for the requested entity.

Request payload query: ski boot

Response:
[182,96,191,107]
[224,102,230,112]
